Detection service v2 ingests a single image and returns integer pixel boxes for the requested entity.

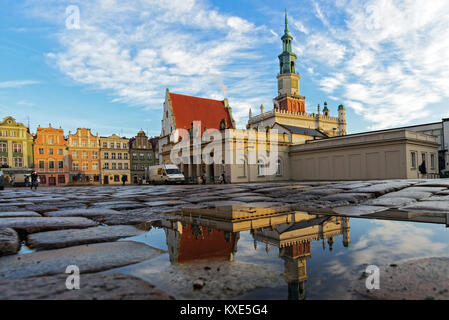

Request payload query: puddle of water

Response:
[110,204,449,300]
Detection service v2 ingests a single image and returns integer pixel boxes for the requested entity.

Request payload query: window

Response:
[82,141,87,147]
[58,161,64,169]
[104,152,109,159]
[49,148,54,155]
[0,157,7,166]
[124,153,128,160]
[112,153,116,159]
[148,153,152,160]
[111,143,115,148]
[0,130,6,136]
[11,131,17,137]
[125,163,129,170]
[431,154,436,169]
[118,163,122,170]
[92,151,98,159]
[114,175,120,182]
[14,157,23,168]
[73,151,78,159]
[38,148,44,154]
[82,151,88,159]
[141,165,145,170]
[276,159,282,176]
[103,142,108,148]
[72,163,79,171]
[58,175,65,184]
[58,149,63,155]
[49,161,55,169]
[133,153,137,160]
[123,143,127,149]
[258,160,265,176]
[421,153,426,164]
[411,152,417,169]
[91,142,97,147]
[48,138,54,144]
[92,162,98,170]
[140,153,145,160]
[118,153,122,160]
[82,163,89,171]
[104,163,109,169]
[116,143,121,149]
[13,144,22,153]
[0,143,6,152]
[112,163,116,170]
[133,164,138,170]
[73,141,78,147]
[39,161,45,169]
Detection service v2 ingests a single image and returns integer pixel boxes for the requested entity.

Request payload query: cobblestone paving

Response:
[0,179,448,299]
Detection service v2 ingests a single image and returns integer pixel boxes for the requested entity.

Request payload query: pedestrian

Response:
[30,171,39,190]
[121,175,127,186]
[221,172,226,184]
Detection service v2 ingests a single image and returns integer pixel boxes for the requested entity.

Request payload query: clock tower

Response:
[274,11,305,113]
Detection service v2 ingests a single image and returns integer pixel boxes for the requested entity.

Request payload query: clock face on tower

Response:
[291,79,298,90]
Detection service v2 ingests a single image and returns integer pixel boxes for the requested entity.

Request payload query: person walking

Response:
[30,171,39,190]
[121,175,127,186]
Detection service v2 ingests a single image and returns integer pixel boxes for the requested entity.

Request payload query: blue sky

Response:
[1,0,449,138]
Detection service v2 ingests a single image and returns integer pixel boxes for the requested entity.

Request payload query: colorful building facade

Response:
[99,134,130,185]
[34,125,69,186]
[129,130,155,184]
[67,128,100,184]
[0,116,34,170]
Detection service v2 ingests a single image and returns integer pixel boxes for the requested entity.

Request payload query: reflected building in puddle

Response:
[159,204,350,300]
[252,215,350,299]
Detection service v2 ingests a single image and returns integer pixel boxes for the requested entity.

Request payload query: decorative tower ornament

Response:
[274,11,305,113]
[323,101,330,117]
[249,107,252,119]
[338,104,347,136]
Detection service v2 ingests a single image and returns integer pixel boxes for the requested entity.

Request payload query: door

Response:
[48,177,56,186]
[103,175,109,185]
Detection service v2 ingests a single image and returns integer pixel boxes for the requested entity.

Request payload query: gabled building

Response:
[129,130,155,184]
[67,128,100,184]
[99,134,130,184]
[158,89,236,163]
[0,116,34,170]
[34,124,69,186]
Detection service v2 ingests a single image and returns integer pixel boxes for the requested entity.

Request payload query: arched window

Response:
[258,159,265,177]
[291,61,295,73]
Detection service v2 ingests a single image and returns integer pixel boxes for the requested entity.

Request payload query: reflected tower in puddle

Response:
[252,215,350,300]
[160,203,350,299]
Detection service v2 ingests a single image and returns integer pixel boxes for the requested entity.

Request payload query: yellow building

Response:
[0,116,34,170]
[100,134,131,184]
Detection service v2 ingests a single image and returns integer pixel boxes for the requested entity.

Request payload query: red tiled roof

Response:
[169,93,233,131]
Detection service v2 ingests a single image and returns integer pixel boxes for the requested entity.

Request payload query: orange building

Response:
[33,125,69,186]
[67,128,100,184]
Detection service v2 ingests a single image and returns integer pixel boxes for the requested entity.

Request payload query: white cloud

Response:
[0,80,39,89]
[26,0,270,126]
[301,0,449,129]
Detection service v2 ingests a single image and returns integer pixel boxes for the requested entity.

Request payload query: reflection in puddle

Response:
[116,203,449,300]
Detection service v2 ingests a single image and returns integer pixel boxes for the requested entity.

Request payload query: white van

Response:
[148,164,185,184]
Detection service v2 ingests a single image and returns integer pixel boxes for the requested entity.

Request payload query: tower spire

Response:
[284,9,290,35]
